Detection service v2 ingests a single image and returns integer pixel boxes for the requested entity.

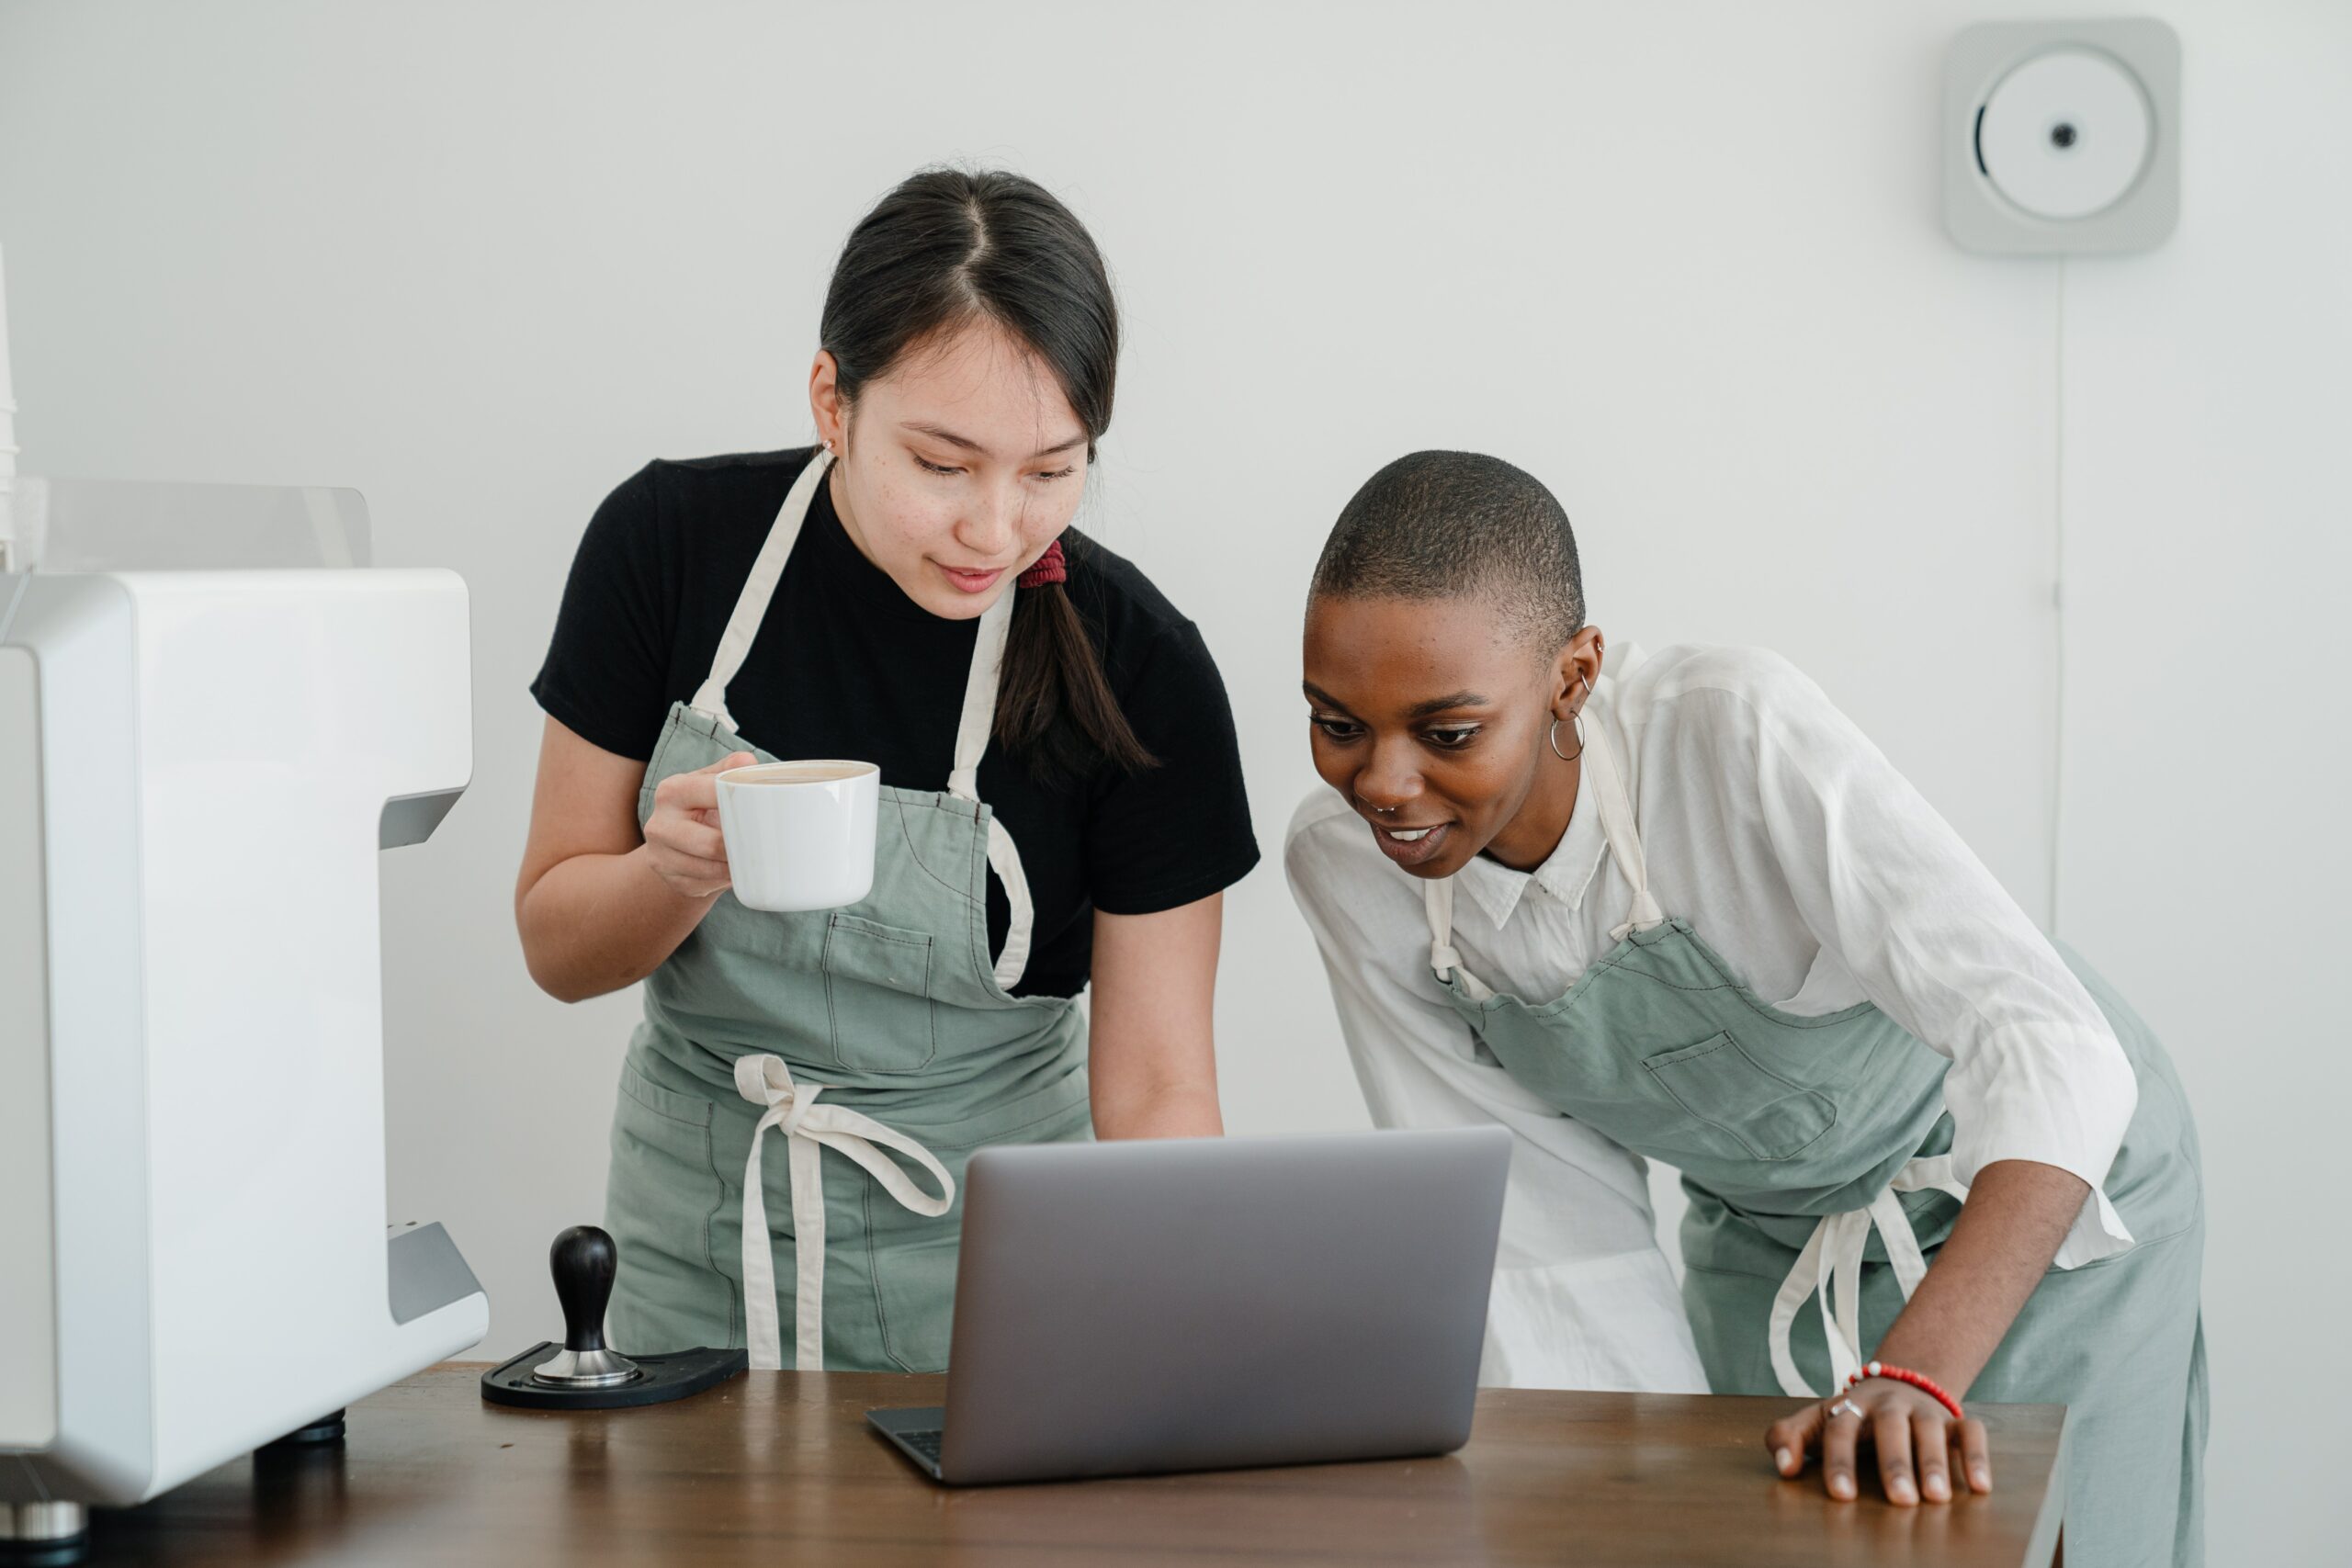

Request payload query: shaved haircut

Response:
[1309,451,1585,653]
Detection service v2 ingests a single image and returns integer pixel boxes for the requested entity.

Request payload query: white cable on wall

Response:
[2048,256,2069,938]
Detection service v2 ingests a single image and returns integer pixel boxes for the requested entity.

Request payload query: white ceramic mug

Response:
[714,760,880,912]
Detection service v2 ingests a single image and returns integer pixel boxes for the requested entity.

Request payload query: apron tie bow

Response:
[729,1053,955,1371]
[1766,1156,1972,1398]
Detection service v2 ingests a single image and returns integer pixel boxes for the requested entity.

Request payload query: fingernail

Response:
[1776,1448,1794,1473]
[1924,1473,1951,1500]
[1973,1466,1992,1490]
[1892,1477,1917,1504]
[1830,1473,1855,1500]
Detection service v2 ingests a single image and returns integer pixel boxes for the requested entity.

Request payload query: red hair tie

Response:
[1017,538,1068,589]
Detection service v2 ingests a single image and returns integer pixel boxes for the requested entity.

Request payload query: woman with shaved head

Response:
[1286,450,2203,1566]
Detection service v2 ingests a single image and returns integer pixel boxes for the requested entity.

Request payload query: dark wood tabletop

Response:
[77,1365,2065,1566]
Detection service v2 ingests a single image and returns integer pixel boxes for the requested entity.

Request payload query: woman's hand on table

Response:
[642,751,755,900]
[1766,1378,1992,1506]
[1763,1160,2088,1505]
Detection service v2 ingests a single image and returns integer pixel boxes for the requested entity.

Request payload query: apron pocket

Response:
[822,914,940,1074]
[1644,1031,1837,1162]
[605,1065,736,1350]
[866,1193,959,1373]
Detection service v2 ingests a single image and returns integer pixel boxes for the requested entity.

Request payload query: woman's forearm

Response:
[1092,1075,1224,1139]
[518,844,721,1002]
[1871,1157,2089,1394]
[1084,896,1228,1140]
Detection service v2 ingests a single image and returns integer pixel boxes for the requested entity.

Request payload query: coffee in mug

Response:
[714,760,879,911]
[724,761,870,785]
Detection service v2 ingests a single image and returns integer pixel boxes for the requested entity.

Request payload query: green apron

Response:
[1423,716,2205,1567]
[603,452,1091,1372]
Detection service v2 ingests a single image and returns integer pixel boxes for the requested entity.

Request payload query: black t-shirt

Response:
[530,446,1260,997]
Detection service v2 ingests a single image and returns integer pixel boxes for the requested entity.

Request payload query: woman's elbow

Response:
[515,885,613,1005]
[519,931,592,1004]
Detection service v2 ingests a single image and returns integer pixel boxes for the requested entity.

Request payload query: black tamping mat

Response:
[481,1342,747,1410]
[480,1224,750,1410]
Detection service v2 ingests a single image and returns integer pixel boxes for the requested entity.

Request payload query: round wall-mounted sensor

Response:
[1944,19,2178,254]
[1976,47,2154,220]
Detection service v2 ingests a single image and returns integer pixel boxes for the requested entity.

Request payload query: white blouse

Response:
[1284,641,2139,1393]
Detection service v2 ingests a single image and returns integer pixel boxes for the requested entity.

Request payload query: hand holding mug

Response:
[643,751,757,900]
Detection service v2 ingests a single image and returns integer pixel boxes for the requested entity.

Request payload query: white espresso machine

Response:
[1,455,490,1551]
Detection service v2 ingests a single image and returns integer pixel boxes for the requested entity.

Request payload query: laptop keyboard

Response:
[899,1427,945,1464]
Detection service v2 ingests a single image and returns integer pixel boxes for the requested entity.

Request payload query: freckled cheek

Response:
[1027,482,1084,541]
[1001,503,1061,561]
[866,479,962,561]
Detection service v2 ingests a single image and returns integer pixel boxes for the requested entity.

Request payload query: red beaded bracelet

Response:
[1845,1360,1965,1423]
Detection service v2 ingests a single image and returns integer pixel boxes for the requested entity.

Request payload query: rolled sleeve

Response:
[1712,653,2144,1269]
[1944,1021,2139,1265]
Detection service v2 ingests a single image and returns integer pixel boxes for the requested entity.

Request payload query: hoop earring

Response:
[1549,671,1594,763]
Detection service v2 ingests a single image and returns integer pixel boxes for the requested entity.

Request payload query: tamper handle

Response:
[550,1224,618,1354]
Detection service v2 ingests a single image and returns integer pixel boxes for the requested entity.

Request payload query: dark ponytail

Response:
[820,167,1157,784]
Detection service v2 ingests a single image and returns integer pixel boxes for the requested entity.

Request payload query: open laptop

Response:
[866,1126,1510,1485]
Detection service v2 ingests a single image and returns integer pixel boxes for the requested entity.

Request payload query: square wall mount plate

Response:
[1944,17,2181,255]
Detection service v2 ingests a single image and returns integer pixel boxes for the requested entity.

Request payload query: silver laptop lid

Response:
[938,1126,1510,1484]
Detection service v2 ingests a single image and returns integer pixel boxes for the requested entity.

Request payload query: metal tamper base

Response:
[481,1225,746,1411]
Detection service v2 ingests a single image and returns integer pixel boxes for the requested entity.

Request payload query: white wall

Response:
[1,1,2340,1555]
[2055,7,2352,1559]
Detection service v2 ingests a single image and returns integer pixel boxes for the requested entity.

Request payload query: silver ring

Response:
[1826,1397,1864,1421]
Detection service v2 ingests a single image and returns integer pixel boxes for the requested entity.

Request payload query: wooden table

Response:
[76,1366,2066,1566]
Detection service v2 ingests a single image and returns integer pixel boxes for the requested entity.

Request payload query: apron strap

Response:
[731,1054,955,1372]
[1421,878,1492,1001]
[684,449,1038,992]
[1582,718,1667,942]
[690,451,832,733]
[945,588,1035,991]
[1766,1155,1974,1398]
[947,588,1013,797]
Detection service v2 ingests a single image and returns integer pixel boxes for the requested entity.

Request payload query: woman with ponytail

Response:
[515,169,1258,1372]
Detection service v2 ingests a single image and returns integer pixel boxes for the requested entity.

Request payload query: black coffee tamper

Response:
[527,1225,640,1388]
[481,1225,747,1410]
